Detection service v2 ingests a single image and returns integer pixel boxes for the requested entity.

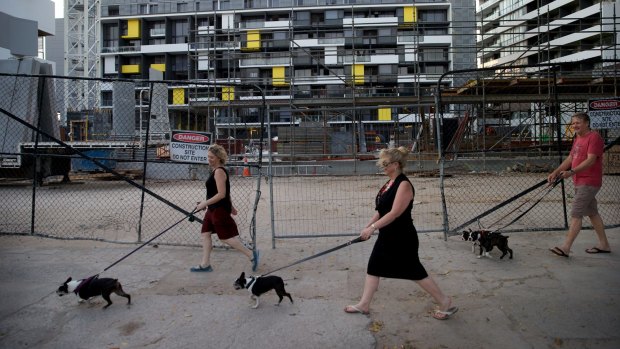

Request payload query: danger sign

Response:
[170,130,212,163]
[589,98,620,129]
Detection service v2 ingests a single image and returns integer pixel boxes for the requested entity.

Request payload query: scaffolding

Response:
[65,0,101,112]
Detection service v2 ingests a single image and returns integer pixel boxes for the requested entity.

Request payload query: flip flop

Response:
[190,264,213,272]
[344,305,369,315]
[550,247,569,258]
[585,247,611,254]
[432,306,459,320]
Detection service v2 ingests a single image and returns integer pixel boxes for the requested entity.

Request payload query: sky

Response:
[52,0,63,18]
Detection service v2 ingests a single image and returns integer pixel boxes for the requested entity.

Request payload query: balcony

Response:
[102,44,141,53]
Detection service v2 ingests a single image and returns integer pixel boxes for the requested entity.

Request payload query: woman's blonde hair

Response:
[208,144,228,165]
[377,146,409,169]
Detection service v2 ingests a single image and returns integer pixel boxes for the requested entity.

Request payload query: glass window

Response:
[419,10,447,22]
[172,20,189,43]
[325,10,341,20]
[107,5,119,16]
[274,32,287,40]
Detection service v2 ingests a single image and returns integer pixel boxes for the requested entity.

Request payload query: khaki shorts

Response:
[571,185,600,218]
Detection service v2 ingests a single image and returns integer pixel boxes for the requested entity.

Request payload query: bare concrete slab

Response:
[0,228,619,348]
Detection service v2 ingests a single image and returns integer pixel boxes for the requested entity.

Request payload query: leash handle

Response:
[263,236,364,276]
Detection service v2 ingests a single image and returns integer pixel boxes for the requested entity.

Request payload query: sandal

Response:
[432,306,459,320]
[190,264,213,272]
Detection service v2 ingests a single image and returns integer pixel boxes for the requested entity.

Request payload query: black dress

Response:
[367,173,429,280]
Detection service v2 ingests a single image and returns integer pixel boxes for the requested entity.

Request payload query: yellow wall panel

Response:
[378,108,391,121]
[172,88,185,105]
[222,86,235,101]
[404,6,417,23]
[353,64,364,85]
[243,30,261,51]
[150,64,166,72]
[122,19,141,39]
[272,66,288,86]
[121,64,140,74]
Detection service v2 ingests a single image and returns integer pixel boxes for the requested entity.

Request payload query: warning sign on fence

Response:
[170,130,212,163]
[589,98,620,129]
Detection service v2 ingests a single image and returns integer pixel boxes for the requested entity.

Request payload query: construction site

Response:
[3,1,611,167]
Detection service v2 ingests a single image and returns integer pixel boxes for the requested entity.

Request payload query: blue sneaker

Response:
[190,264,213,272]
[251,250,260,272]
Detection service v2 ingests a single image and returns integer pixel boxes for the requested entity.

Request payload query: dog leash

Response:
[449,178,550,235]
[483,177,562,231]
[489,177,562,233]
[93,209,197,277]
[261,237,365,276]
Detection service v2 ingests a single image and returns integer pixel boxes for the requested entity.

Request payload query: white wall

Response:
[0,0,55,35]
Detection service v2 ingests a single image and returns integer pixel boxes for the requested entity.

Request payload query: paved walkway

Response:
[1,228,619,348]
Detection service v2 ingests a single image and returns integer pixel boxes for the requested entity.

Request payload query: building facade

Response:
[477,0,619,71]
[0,0,55,60]
[97,0,476,152]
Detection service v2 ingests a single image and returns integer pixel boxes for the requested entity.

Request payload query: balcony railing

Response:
[150,28,166,37]
[102,45,141,53]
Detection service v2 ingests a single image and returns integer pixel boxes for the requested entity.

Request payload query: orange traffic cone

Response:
[242,157,251,177]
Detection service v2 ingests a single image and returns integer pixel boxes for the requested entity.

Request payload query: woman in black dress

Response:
[344,147,458,320]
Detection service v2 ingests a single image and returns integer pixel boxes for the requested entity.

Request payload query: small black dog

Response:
[478,232,513,259]
[233,272,293,309]
[56,276,131,309]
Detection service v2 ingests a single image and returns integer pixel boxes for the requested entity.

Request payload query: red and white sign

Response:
[589,98,620,129]
[170,130,212,163]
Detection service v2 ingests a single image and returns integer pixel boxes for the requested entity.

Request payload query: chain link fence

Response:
[0,73,262,249]
[436,65,620,237]
[1,72,618,250]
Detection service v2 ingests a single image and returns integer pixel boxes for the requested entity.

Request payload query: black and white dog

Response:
[463,229,513,259]
[479,232,513,259]
[462,229,490,253]
[56,276,131,309]
[233,272,293,309]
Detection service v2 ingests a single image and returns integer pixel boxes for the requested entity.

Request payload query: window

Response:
[172,55,188,72]
[107,5,119,16]
[422,64,446,74]
[273,32,287,40]
[172,20,189,43]
[325,10,342,20]
[420,47,448,61]
[419,10,447,22]
[101,91,113,106]
[102,24,119,50]
[378,65,395,76]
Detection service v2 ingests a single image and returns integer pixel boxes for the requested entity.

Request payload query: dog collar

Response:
[246,277,257,289]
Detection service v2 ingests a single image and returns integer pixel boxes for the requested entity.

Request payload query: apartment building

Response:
[477,0,619,71]
[99,0,476,146]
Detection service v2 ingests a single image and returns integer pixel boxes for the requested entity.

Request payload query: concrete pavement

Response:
[1,228,619,348]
